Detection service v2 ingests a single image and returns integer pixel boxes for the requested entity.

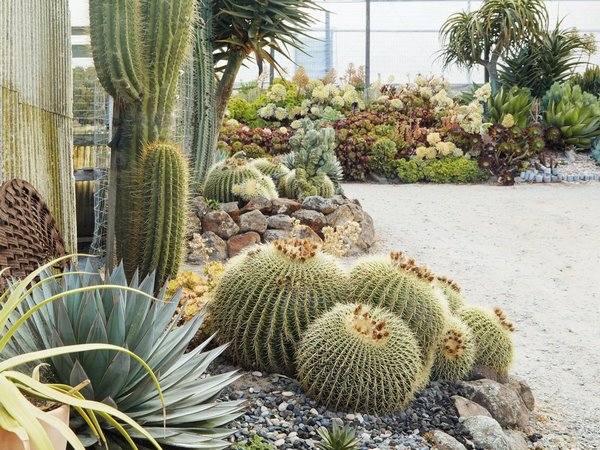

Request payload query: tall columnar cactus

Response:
[188,0,218,183]
[210,239,347,375]
[296,303,424,413]
[280,119,343,199]
[431,315,476,381]
[89,0,194,278]
[135,142,189,289]
[348,252,447,370]
[458,306,516,375]
[203,153,278,203]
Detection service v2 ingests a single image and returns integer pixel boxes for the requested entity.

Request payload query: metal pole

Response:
[365,0,371,100]
[325,11,333,73]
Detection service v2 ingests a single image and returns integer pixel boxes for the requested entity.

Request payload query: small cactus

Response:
[203,153,278,203]
[458,306,515,375]
[348,252,447,369]
[134,141,189,288]
[279,168,335,199]
[251,157,290,183]
[296,303,424,414]
[210,238,346,375]
[431,315,476,381]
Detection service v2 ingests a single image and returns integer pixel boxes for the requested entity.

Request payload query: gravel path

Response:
[344,182,600,449]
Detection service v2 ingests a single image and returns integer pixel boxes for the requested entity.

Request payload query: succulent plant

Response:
[133,141,189,288]
[458,306,516,375]
[250,157,291,183]
[210,239,347,375]
[282,119,343,198]
[542,82,600,150]
[435,276,467,313]
[317,422,359,450]
[487,86,533,129]
[279,168,335,199]
[348,252,447,368]
[296,303,424,413]
[431,315,476,381]
[203,153,278,203]
[570,65,600,97]
[4,261,243,449]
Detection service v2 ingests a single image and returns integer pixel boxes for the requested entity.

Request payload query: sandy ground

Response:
[343,182,600,449]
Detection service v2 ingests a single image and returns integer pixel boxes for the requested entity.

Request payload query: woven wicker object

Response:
[0,179,66,286]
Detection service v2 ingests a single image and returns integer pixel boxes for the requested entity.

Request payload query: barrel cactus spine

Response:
[251,157,291,183]
[431,315,476,381]
[210,238,347,375]
[348,251,447,371]
[435,276,467,313]
[89,0,194,280]
[296,303,424,414]
[458,306,516,375]
[134,142,189,289]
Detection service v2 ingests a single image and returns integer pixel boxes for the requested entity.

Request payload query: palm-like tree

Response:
[440,0,548,93]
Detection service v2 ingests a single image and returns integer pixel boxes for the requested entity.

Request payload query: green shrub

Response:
[297,303,424,414]
[369,137,398,177]
[210,239,347,375]
[422,157,486,183]
[395,158,425,183]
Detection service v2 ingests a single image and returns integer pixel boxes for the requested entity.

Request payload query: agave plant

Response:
[0,258,163,450]
[316,422,359,450]
[3,260,243,449]
[542,82,600,150]
[487,86,533,129]
[570,65,600,97]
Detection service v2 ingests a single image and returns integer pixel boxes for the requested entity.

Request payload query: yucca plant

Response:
[440,0,548,93]
[487,86,533,128]
[316,422,359,450]
[0,257,163,450]
[500,24,597,98]
[542,82,600,150]
[3,259,243,449]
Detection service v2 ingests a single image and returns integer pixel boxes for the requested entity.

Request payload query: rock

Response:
[201,231,227,261]
[202,210,240,240]
[424,430,467,450]
[326,203,376,251]
[267,214,294,231]
[302,196,337,214]
[270,198,302,215]
[291,224,323,244]
[507,376,535,411]
[459,379,530,429]
[292,209,327,234]
[240,210,268,233]
[278,402,289,412]
[470,365,509,383]
[190,196,209,219]
[263,229,291,243]
[185,211,202,238]
[241,197,272,213]
[504,429,529,450]
[227,232,261,257]
[220,202,240,223]
[274,438,285,447]
[452,395,492,419]
[461,416,511,450]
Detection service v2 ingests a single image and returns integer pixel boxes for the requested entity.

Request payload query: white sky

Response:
[71,0,89,26]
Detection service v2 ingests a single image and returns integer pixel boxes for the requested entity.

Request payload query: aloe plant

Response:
[3,260,243,449]
[0,258,163,450]
[316,422,359,450]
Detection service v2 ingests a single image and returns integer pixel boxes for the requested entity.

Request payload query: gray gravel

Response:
[344,182,600,449]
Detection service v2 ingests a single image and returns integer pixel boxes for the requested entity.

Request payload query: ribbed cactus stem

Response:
[136,142,189,289]
[89,0,194,282]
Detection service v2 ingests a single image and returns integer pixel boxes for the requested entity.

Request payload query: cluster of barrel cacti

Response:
[202,121,344,202]
[209,239,516,414]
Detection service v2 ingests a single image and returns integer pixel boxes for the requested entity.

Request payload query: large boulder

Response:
[270,198,302,215]
[219,201,241,223]
[227,231,261,257]
[325,202,376,253]
[190,196,209,219]
[302,196,337,214]
[241,197,272,214]
[452,395,492,419]
[424,430,466,450]
[292,209,327,234]
[263,229,291,243]
[458,379,530,429]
